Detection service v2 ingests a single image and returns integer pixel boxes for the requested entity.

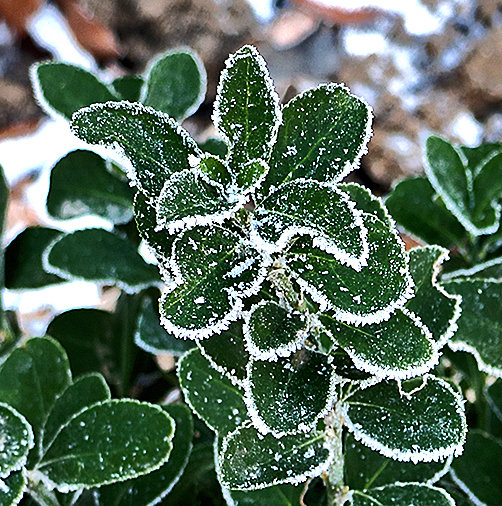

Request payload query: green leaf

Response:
[443,255,502,281]
[143,49,206,120]
[4,227,64,289]
[178,348,247,434]
[213,45,281,168]
[197,155,232,188]
[425,136,501,235]
[264,83,371,192]
[0,471,26,505]
[320,309,437,380]
[160,226,268,339]
[227,483,305,505]
[198,138,228,158]
[111,76,144,102]
[156,168,236,234]
[450,430,502,506]
[330,347,372,382]
[486,379,502,434]
[96,404,193,506]
[442,278,502,377]
[251,180,368,270]
[134,192,174,261]
[234,159,269,194]
[31,62,117,120]
[47,150,134,224]
[245,349,336,436]
[351,483,455,506]
[71,101,201,199]
[243,301,307,361]
[44,228,159,293]
[38,400,174,491]
[343,376,466,463]
[46,309,114,379]
[344,434,451,490]
[338,183,392,226]
[134,298,194,356]
[406,246,461,348]
[197,321,249,386]
[385,177,467,249]
[42,374,110,453]
[0,338,71,457]
[163,441,225,506]
[286,214,413,326]
[0,403,34,478]
[460,142,502,174]
[218,424,331,490]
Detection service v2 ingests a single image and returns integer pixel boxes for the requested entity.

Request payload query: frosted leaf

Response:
[450,430,502,506]
[286,213,414,326]
[37,400,174,491]
[0,471,26,505]
[442,255,502,282]
[321,309,438,380]
[350,483,455,506]
[197,321,250,387]
[0,403,34,479]
[156,168,238,235]
[330,347,372,383]
[71,101,202,199]
[198,154,232,188]
[226,482,304,505]
[142,47,207,121]
[338,182,392,227]
[243,301,308,361]
[251,179,369,270]
[134,192,175,263]
[343,375,466,464]
[217,424,332,490]
[344,433,452,490]
[425,136,502,236]
[406,246,462,349]
[178,348,248,435]
[442,278,502,378]
[244,349,337,437]
[160,226,269,340]
[234,159,270,195]
[262,83,372,195]
[212,45,281,168]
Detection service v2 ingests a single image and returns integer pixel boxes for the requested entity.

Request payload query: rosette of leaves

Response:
[68,44,467,504]
[0,336,199,505]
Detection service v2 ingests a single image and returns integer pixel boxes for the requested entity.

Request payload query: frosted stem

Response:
[324,408,349,506]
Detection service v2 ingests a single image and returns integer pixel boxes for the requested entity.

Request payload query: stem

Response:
[323,408,349,505]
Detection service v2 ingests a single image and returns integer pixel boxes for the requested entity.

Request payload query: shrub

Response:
[0,44,499,505]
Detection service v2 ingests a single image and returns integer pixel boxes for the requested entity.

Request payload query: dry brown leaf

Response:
[291,0,377,25]
[0,0,45,33]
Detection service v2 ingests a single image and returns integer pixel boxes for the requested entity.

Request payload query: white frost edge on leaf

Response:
[243,352,339,438]
[140,46,207,122]
[442,255,502,281]
[41,230,162,295]
[216,422,333,491]
[196,340,246,389]
[409,246,462,350]
[449,469,487,506]
[212,45,282,163]
[424,144,501,237]
[37,399,175,492]
[444,277,502,378]
[70,100,203,196]
[276,82,373,185]
[30,61,118,123]
[291,211,414,326]
[342,375,467,464]
[250,180,369,271]
[155,168,242,235]
[324,309,439,381]
[161,230,270,340]
[0,403,35,479]
[177,348,246,434]
[349,482,456,506]
[0,468,27,505]
[242,300,308,362]
[426,454,454,485]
